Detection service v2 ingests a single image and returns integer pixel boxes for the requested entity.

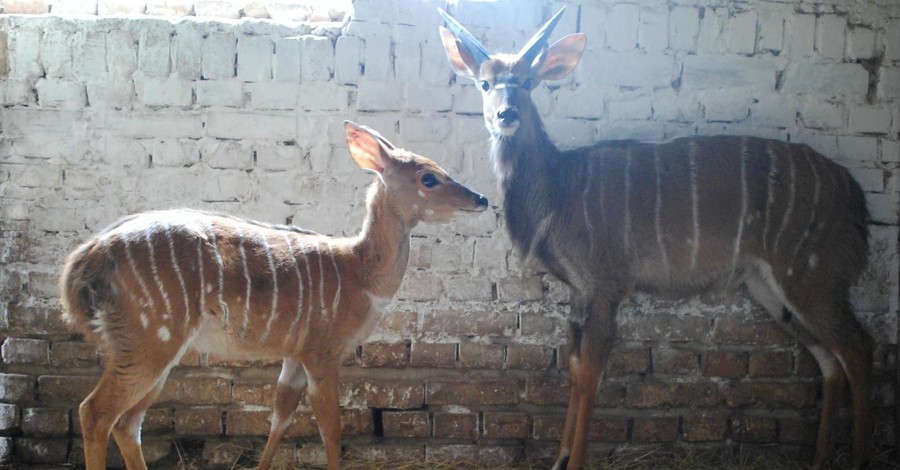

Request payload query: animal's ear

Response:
[439,26,481,80]
[533,34,586,81]
[344,121,396,175]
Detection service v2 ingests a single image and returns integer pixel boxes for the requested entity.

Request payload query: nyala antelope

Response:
[439,8,872,470]
[59,121,488,470]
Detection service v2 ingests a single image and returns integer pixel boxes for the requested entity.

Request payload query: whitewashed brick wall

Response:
[0,0,898,466]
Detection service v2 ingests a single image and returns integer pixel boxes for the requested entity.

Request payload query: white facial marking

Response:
[158,325,171,342]
[418,190,426,198]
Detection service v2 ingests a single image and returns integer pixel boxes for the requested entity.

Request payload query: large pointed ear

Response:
[534,34,586,81]
[439,26,481,80]
[344,121,395,175]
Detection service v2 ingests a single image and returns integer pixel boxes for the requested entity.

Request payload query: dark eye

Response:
[479,80,490,91]
[421,173,439,188]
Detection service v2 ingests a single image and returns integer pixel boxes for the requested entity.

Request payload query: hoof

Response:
[550,455,570,470]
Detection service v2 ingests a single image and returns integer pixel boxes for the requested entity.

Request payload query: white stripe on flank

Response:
[583,159,596,258]
[196,234,205,317]
[624,148,632,254]
[283,233,305,349]
[145,224,173,320]
[653,148,670,274]
[317,249,326,320]
[326,240,342,316]
[123,236,155,310]
[772,146,796,254]
[762,143,777,252]
[301,243,314,332]
[688,141,700,270]
[260,233,279,343]
[237,225,252,338]
[206,221,227,324]
[791,150,821,258]
[732,137,749,270]
[166,227,190,327]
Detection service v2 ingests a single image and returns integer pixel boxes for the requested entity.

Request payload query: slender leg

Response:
[558,299,618,470]
[258,358,308,470]
[303,360,342,470]
[110,375,169,470]
[829,326,873,470]
[80,364,169,470]
[552,324,584,470]
[806,345,846,468]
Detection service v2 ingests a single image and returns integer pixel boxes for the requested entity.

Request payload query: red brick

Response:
[360,341,409,368]
[158,377,232,405]
[433,412,477,440]
[723,382,816,408]
[525,377,624,407]
[2,337,49,365]
[37,375,95,406]
[382,411,429,438]
[701,351,748,378]
[496,275,544,302]
[142,408,173,434]
[233,382,278,406]
[778,417,818,444]
[346,444,424,462]
[619,314,711,342]
[7,304,68,335]
[224,408,270,436]
[362,379,425,409]
[748,351,794,378]
[505,343,553,370]
[608,348,650,376]
[174,407,222,435]
[373,309,417,337]
[520,311,564,337]
[422,309,516,338]
[478,446,524,465]
[426,444,477,462]
[21,408,69,435]
[483,412,530,439]
[427,380,518,406]
[632,417,679,443]
[179,349,201,367]
[459,342,504,369]
[0,404,19,432]
[15,437,69,463]
[626,382,718,408]
[714,318,793,346]
[684,413,728,441]
[410,342,457,368]
[342,408,373,436]
[652,347,699,375]
[730,415,777,443]
[532,414,564,441]
[49,341,98,367]
[0,374,35,402]
[796,348,821,377]
[201,439,255,467]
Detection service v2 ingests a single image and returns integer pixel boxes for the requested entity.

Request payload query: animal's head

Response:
[344,121,488,223]
[438,8,586,138]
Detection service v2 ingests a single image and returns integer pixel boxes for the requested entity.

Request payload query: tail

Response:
[59,238,113,344]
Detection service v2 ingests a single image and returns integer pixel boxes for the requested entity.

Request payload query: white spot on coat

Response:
[158,325,171,341]
[140,313,149,329]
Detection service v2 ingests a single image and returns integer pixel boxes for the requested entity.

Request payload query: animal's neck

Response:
[353,181,414,298]
[489,100,562,261]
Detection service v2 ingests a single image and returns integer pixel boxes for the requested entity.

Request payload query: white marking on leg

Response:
[326,240,342,316]
[260,233,279,343]
[688,141,700,270]
[158,325,171,342]
[583,159,596,258]
[624,148,632,254]
[165,227,190,328]
[284,234,305,349]
[772,146,796,254]
[808,345,840,380]
[653,148,670,275]
[278,357,308,390]
[732,137,748,270]
[145,224,174,321]
[762,143,777,252]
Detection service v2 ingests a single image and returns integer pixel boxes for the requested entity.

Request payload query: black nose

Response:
[475,194,488,207]
[497,108,519,123]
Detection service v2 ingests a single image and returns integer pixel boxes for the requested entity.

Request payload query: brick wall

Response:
[1,0,898,467]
